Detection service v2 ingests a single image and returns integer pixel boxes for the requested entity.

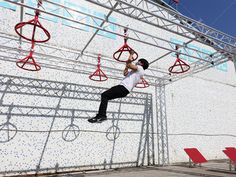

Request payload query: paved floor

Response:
[48,161,236,177]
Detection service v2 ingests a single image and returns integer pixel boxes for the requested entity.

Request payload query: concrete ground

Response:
[47,161,236,177]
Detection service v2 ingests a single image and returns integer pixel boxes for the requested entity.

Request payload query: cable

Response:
[179,3,199,21]
[210,0,236,26]
[1,129,236,138]
[168,133,236,138]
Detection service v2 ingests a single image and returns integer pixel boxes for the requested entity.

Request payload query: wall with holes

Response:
[0,0,236,175]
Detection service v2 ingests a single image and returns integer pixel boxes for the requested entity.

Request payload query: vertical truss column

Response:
[136,94,154,166]
[136,94,149,166]
[146,94,155,165]
[155,79,169,166]
[136,97,147,166]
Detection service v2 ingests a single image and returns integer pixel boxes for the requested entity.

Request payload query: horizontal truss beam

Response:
[0,33,231,85]
[85,0,236,55]
[0,74,148,105]
[0,103,144,121]
[3,0,228,64]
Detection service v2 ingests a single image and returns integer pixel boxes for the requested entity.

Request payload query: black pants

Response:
[98,85,129,116]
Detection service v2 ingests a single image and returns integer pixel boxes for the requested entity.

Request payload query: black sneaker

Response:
[96,116,107,123]
[88,115,107,123]
[88,117,98,123]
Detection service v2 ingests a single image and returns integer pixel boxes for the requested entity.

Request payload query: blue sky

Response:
[164,0,236,38]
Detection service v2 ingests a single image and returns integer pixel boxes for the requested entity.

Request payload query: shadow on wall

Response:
[0,74,153,175]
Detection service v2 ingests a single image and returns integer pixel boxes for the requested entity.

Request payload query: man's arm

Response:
[123,66,129,76]
[126,50,138,71]
[126,62,138,71]
[123,53,133,76]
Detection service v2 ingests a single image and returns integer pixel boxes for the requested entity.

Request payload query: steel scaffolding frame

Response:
[2,0,235,83]
[0,0,236,170]
[84,0,236,55]
[0,74,148,104]
[146,94,155,165]
[0,33,165,86]
[0,32,232,87]
[3,0,218,64]
[136,93,154,166]
[156,79,169,165]
[0,73,153,174]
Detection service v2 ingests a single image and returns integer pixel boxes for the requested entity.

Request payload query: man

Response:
[88,51,149,123]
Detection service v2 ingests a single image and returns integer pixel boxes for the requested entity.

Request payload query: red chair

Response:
[184,148,208,167]
[225,147,236,151]
[223,147,236,171]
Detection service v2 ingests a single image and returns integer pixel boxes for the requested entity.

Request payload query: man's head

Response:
[137,58,149,70]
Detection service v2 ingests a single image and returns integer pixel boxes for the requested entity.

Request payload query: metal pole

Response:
[19,0,24,45]
[76,2,119,59]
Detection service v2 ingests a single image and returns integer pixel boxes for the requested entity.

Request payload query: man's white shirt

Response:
[120,66,144,92]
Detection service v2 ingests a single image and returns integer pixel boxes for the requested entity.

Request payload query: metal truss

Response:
[136,93,154,166]
[0,33,231,87]
[0,73,153,173]
[3,0,235,81]
[3,0,217,63]
[0,104,144,121]
[0,74,147,105]
[146,94,155,165]
[162,50,231,85]
[1,0,235,171]
[85,0,236,56]
[0,33,165,86]
[77,2,119,58]
[136,96,149,166]
[155,79,169,165]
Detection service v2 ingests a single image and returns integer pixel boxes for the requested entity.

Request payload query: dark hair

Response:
[139,58,149,70]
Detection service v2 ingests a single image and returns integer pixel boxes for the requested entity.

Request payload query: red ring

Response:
[15,21,50,43]
[89,69,108,82]
[135,78,150,88]
[113,44,138,62]
[168,58,190,74]
[16,55,41,71]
